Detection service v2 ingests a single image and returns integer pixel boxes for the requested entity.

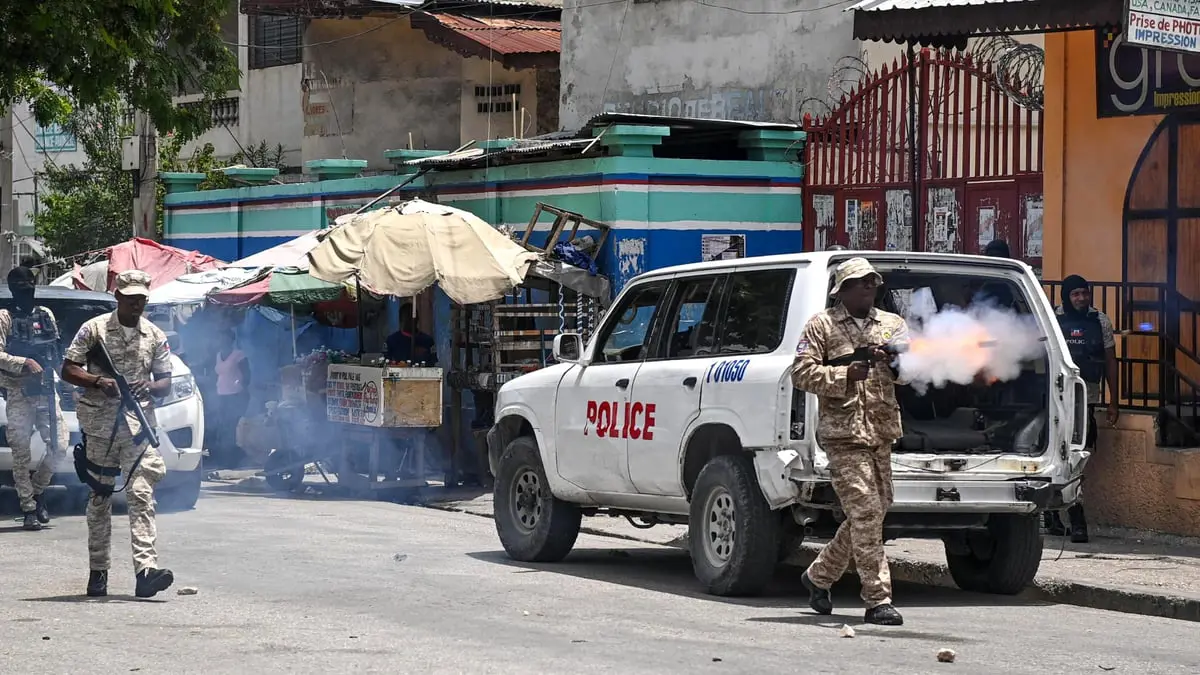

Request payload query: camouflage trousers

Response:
[807,444,895,608]
[84,427,167,573]
[7,392,69,513]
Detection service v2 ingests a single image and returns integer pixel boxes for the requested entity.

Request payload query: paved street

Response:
[2,486,1199,674]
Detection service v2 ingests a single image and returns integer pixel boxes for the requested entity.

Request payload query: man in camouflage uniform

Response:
[792,257,909,626]
[62,270,175,598]
[1,266,69,530]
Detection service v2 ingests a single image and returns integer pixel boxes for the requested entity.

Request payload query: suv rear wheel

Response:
[688,454,779,597]
[494,436,581,562]
[944,514,1043,595]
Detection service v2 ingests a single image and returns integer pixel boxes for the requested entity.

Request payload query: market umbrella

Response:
[308,199,539,305]
[207,266,350,307]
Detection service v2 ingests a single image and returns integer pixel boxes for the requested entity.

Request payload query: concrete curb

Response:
[425,501,1200,623]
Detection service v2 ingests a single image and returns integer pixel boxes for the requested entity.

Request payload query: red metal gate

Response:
[803,49,1044,270]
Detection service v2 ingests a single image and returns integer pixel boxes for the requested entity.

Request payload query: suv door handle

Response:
[682,376,697,388]
[616,378,630,389]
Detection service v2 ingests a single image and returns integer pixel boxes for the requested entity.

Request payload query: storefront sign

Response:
[1125,0,1200,54]
[1096,28,1200,117]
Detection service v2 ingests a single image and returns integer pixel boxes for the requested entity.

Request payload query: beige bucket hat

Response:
[829,257,882,296]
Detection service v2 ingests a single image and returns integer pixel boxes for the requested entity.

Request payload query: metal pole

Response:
[908,42,920,240]
[355,273,366,357]
[352,140,477,216]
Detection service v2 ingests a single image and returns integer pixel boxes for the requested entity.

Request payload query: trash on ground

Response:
[936,648,956,663]
[840,625,856,638]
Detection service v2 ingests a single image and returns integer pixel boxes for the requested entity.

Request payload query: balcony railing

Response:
[1042,279,1200,446]
[177,96,240,127]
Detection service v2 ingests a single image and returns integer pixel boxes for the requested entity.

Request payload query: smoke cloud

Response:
[896,287,1045,395]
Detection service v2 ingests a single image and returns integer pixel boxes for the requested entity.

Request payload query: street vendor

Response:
[385,303,436,366]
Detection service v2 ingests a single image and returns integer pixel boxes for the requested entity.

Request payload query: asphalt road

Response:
[1,485,1198,674]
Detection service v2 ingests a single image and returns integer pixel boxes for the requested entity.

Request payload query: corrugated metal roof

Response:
[415,13,561,56]
[850,0,1122,46]
[851,0,1029,10]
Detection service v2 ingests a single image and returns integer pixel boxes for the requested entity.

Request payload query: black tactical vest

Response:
[1057,309,1105,382]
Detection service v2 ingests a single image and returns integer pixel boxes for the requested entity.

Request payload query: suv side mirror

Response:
[164,331,183,356]
[553,333,585,364]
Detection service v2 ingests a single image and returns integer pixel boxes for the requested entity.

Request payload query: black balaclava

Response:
[984,240,1011,258]
[1061,274,1090,317]
[7,266,37,312]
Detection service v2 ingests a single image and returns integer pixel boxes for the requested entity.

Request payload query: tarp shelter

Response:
[309,199,538,305]
[148,268,258,306]
[207,266,349,307]
[51,238,224,291]
[228,231,322,268]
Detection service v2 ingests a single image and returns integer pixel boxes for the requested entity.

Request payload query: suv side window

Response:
[716,269,795,355]
[593,280,670,363]
[654,275,724,359]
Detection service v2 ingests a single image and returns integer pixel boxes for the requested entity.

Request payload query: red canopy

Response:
[74,238,224,292]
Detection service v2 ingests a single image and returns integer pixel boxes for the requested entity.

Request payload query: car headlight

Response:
[160,374,196,406]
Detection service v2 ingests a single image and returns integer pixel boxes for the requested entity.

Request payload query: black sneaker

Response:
[22,511,42,531]
[87,571,108,597]
[135,568,175,598]
[34,494,50,524]
[801,570,834,615]
[864,603,904,626]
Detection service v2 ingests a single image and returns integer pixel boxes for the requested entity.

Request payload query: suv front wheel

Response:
[688,454,779,597]
[494,436,581,562]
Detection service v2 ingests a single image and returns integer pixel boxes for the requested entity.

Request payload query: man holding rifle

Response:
[62,270,175,598]
[0,265,69,531]
[792,257,910,626]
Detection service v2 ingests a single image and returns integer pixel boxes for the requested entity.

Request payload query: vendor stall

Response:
[257,199,539,497]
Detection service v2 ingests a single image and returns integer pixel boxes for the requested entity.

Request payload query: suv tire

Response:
[494,436,581,563]
[157,468,203,512]
[688,454,779,597]
[944,514,1043,595]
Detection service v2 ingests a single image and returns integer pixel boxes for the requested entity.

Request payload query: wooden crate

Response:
[382,367,443,427]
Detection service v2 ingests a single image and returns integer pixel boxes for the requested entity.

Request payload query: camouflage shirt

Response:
[792,305,910,448]
[0,306,60,393]
[64,312,172,439]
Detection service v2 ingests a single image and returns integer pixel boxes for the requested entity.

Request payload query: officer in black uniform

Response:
[1052,274,1119,542]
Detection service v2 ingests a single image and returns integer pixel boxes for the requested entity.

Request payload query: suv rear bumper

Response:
[889,478,1054,514]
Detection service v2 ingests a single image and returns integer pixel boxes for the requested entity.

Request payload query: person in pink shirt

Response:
[213,328,252,468]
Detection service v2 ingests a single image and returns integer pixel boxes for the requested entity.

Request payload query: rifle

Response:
[6,309,62,457]
[824,343,909,368]
[88,341,160,449]
[73,340,161,497]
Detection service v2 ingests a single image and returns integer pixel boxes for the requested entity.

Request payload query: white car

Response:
[0,288,205,512]
[486,251,1089,597]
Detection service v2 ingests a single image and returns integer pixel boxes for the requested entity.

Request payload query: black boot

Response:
[135,568,175,598]
[864,603,904,626]
[87,571,108,597]
[1068,504,1089,543]
[34,493,50,524]
[22,511,42,531]
[801,570,834,615]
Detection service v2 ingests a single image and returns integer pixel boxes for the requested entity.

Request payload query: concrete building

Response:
[559,0,861,130]
[243,0,563,171]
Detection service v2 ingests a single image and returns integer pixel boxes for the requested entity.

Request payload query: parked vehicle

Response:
[486,251,1089,596]
[0,288,205,512]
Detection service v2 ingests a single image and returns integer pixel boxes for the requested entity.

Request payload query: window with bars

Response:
[250,15,305,69]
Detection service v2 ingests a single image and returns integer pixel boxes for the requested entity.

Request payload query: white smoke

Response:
[896,287,1045,395]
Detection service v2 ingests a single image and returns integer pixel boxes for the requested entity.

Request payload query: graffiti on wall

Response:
[604,86,801,122]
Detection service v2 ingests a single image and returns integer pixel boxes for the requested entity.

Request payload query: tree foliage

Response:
[1,0,240,140]
[33,99,289,258]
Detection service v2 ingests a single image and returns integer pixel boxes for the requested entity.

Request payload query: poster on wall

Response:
[932,207,951,245]
[1096,29,1200,117]
[812,194,836,250]
[701,234,746,261]
[845,199,860,242]
[1124,0,1200,55]
[1024,197,1044,258]
[977,207,996,247]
